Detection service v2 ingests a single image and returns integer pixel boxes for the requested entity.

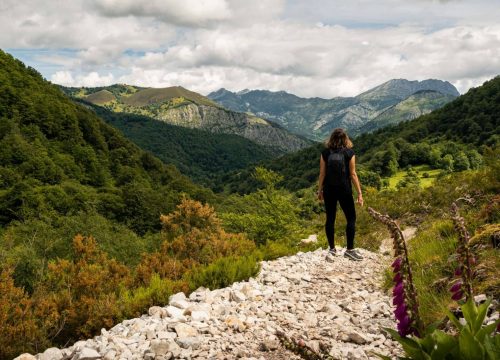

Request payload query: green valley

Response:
[0,50,498,360]
[85,102,275,190]
[218,77,498,195]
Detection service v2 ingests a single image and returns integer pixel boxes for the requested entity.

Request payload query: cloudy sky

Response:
[2,0,500,97]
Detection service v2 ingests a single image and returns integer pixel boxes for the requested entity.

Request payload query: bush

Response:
[187,255,260,291]
[221,167,302,244]
[119,274,189,318]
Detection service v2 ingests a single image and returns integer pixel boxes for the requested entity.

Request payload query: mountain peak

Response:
[357,78,460,104]
[237,88,251,95]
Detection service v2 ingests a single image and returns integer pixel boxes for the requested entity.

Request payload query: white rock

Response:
[231,290,247,303]
[13,354,36,360]
[148,306,166,318]
[171,298,191,310]
[189,287,209,302]
[77,348,101,360]
[157,331,177,340]
[225,315,246,332]
[347,331,368,344]
[263,273,280,284]
[191,310,210,322]
[151,339,170,355]
[321,303,342,317]
[175,336,202,350]
[39,347,63,360]
[165,305,187,321]
[102,350,116,360]
[168,292,186,304]
[300,234,318,245]
[174,323,199,338]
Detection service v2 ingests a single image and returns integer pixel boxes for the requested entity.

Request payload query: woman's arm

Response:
[349,155,364,206]
[318,155,326,200]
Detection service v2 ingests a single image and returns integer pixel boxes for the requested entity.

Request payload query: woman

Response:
[318,128,364,261]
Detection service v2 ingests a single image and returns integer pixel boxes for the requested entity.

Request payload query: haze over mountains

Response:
[62,85,311,154]
[208,79,459,140]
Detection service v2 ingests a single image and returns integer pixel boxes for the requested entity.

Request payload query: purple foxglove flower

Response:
[397,315,411,336]
[454,266,462,276]
[469,257,476,265]
[451,290,464,301]
[450,281,462,293]
[392,257,402,272]
[393,282,404,297]
[393,292,404,306]
[393,272,402,283]
[395,303,408,320]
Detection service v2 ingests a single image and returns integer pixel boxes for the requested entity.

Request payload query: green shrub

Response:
[119,274,188,318]
[187,255,260,291]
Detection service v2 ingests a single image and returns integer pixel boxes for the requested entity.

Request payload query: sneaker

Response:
[344,249,363,261]
[325,248,337,262]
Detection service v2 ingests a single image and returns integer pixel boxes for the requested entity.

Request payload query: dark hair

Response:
[326,128,353,149]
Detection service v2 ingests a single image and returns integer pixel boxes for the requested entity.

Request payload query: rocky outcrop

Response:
[23,247,408,360]
[156,104,310,153]
[62,84,310,154]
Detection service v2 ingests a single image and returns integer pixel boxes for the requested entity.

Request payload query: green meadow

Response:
[386,165,442,189]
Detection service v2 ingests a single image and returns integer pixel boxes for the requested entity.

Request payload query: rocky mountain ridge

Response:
[20,247,403,360]
[62,85,310,154]
[357,90,457,134]
[208,79,460,140]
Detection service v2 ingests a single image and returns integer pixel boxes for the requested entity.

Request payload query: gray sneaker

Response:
[325,248,337,262]
[344,249,363,261]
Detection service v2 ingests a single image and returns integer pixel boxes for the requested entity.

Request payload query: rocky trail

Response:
[20,241,409,360]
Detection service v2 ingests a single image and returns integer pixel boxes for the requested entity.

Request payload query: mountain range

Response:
[216,76,498,194]
[208,79,460,140]
[62,85,311,154]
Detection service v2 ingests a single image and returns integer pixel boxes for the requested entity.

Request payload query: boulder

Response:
[191,310,210,322]
[77,348,101,360]
[13,354,36,360]
[165,305,186,321]
[175,336,202,350]
[39,347,63,360]
[174,323,199,338]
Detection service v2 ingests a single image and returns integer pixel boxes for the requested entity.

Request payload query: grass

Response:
[386,165,442,189]
[381,219,458,325]
[408,220,458,324]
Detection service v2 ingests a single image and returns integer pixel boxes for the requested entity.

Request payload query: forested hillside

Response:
[85,102,275,190]
[62,85,311,153]
[0,51,314,359]
[0,50,212,234]
[219,77,499,194]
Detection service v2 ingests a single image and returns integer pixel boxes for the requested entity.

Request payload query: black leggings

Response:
[324,186,356,250]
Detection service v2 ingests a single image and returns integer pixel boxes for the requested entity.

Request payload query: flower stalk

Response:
[368,207,424,337]
[450,201,474,302]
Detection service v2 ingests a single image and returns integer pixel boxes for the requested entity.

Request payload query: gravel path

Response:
[21,246,404,360]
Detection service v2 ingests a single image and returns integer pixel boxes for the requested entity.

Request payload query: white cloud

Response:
[51,71,75,86]
[51,70,115,87]
[111,22,500,97]
[90,0,232,27]
[2,0,499,97]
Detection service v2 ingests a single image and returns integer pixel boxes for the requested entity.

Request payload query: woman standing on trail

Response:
[317,128,364,262]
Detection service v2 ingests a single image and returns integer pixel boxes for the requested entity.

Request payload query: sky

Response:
[2,0,500,98]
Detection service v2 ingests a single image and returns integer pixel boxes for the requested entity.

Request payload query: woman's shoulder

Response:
[321,148,330,160]
[344,147,355,159]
